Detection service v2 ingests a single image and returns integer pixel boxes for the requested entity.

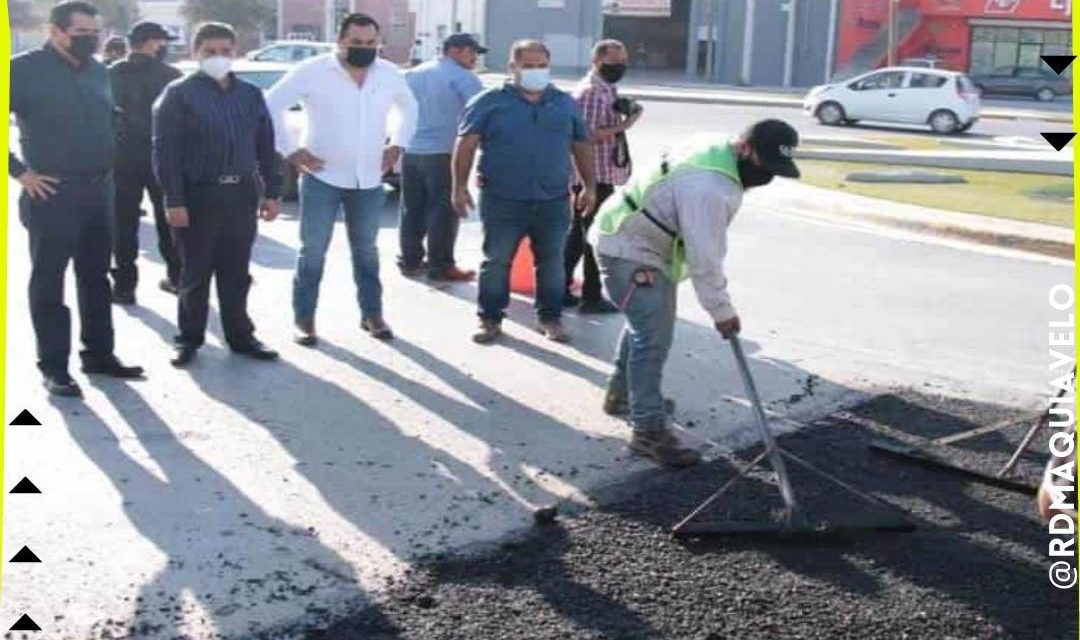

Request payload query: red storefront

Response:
[834,0,1072,78]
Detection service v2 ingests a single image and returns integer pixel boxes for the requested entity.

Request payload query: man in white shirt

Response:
[266,12,418,346]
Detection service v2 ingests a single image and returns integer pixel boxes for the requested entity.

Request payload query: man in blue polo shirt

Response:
[452,39,596,345]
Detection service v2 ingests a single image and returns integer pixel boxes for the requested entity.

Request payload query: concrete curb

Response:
[619,88,1073,124]
[761,181,1073,260]
[795,147,1073,176]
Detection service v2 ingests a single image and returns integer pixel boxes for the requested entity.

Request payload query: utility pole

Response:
[782,0,797,87]
[451,0,459,32]
[886,0,897,67]
[276,0,284,39]
[704,0,716,82]
[325,0,336,42]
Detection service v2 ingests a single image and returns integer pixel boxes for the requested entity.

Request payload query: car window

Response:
[909,72,948,88]
[991,66,1016,77]
[256,46,292,63]
[852,71,906,91]
[1017,67,1048,79]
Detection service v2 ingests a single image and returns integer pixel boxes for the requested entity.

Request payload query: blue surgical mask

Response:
[518,67,550,92]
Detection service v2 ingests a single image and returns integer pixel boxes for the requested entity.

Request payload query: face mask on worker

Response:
[199,55,233,80]
[154,43,169,61]
[345,46,378,68]
[518,67,550,92]
[737,156,775,189]
[598,63,627,84]
[67,34,99,62]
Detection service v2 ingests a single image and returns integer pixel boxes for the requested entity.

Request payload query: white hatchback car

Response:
[803,67,981,134]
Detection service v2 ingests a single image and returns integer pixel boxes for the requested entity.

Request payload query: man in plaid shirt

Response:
[566,39,642,314]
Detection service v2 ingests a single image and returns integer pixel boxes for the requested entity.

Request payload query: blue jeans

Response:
[600,255,677,433]
[293,175,387,323]
[478,193,571,322]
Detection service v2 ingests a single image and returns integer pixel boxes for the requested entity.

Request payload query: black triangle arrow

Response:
[1041,55,1076,75]
[9,410,40,426]
[10,546,40,563]
[1041,132,1076,151]
[9,614,40,631]
[9,477,41,494]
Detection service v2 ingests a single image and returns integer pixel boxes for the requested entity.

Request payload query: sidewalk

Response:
[479,73,1074,124]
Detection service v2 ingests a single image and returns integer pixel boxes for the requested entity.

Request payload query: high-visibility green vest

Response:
[596,136,741,281]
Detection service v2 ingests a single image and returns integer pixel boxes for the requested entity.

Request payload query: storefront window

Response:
[968,26,1071,78]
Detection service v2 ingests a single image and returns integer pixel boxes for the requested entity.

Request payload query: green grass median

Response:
[797,160,1073,228]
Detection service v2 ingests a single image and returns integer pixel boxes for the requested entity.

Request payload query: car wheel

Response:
[1036,87,1056,102]
[816,101,845,126]
[928,109,959,135]
[956,121,974,133]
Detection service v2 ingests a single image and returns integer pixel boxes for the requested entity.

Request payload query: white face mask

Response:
[518,67,550,92]
[200,55,233,80]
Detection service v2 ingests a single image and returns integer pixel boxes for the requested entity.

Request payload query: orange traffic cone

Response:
[509,237,536,295]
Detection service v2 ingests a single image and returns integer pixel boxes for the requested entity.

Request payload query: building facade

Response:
[483,0,838,87]
[411,0,487,65]
[277,0,415,64]
[834,0,1072,79]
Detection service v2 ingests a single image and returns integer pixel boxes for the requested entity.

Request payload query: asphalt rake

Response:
[867,367,1075,495]
[671,335,914,540]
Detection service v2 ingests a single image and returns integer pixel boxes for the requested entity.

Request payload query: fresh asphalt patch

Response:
[287,391,1071,640]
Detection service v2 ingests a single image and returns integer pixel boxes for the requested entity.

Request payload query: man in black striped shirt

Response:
[152,22,282,367]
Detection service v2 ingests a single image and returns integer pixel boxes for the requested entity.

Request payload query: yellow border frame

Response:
[0,0,11,599]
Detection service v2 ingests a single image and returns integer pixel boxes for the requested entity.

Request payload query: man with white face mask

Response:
[152,22,283,367]
[453,39,596,345]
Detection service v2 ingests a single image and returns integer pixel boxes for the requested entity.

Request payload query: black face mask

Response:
[345,46,378,68]
[154,44,169,62]
[737,157,775,189]
[68,34,99,62]
[598,63,626,84]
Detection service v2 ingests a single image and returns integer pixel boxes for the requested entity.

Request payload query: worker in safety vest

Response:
[589,119,800,468]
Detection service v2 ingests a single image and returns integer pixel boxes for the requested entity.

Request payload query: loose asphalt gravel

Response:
[290,390,1075,640]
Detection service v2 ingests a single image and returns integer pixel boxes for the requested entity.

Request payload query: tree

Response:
[180,0,273,38]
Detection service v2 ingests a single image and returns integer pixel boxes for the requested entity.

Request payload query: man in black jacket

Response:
[110,20,181,304]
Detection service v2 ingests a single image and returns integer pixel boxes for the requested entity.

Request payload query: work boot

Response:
[537,320,571,343]
[602,390,676,417]
[294,319,317,347]
[472,319,502,345]
[629,429,701,468]
[159,278,178,295]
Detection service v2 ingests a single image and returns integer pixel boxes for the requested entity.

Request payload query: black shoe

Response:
[43,372,82,397]
[171,346,198,368]
[563,292,581,308]
[579,298,620,314]
[294,320,318,347]
[232,340,279,361]
[159,279,178,295]
[81,356,145,379]
[111,289,136,306]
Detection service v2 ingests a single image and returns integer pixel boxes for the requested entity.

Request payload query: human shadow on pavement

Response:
[318,336,629,507]
[52,389,402,640]
[125,304,535,562]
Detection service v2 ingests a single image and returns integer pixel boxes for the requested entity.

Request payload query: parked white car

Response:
[245,41,334,64]
[803,67,981,134]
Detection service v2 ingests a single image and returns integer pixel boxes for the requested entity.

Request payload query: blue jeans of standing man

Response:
[600,255,677,433]
[293,174,387,324]
[478,192,571,323]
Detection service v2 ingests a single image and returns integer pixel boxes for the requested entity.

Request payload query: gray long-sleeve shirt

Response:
[591,168,743,322]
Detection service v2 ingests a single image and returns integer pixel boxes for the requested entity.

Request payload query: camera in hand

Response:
[612,97,643,117]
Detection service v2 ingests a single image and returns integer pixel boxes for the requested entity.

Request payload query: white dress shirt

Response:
[266,53,418,190]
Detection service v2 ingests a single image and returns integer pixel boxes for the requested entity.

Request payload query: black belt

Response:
[188,174,252,187]
[50,170,111,184]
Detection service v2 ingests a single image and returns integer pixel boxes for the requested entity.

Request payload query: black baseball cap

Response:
[128,21,178,45]
[743,119,800,178]
[443,33,488,54]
